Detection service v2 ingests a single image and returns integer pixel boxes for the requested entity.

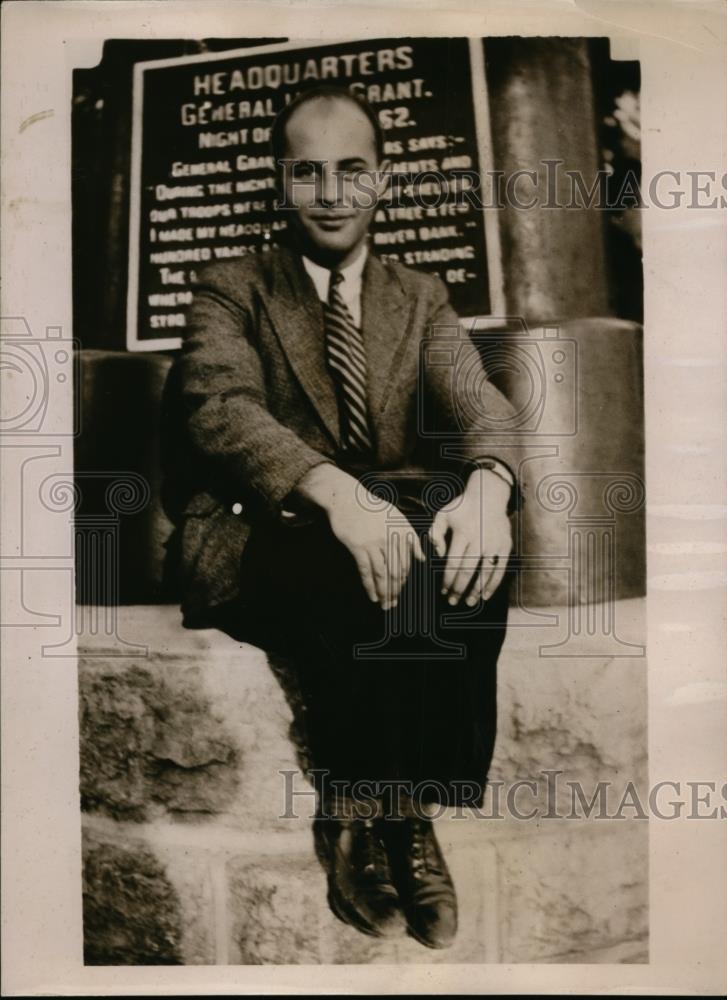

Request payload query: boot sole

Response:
[327,885,382,937]
[327,884,404,939]
[405,921,457,950]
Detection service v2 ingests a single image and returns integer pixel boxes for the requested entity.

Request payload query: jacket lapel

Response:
[360,253,413,419]
[261,247,342,447]
[261,247,414,453]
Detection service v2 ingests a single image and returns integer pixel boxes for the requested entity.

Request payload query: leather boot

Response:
[382,816,458,949]
[315,813,404,938]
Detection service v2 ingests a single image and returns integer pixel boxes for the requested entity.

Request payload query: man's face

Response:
[278,97,387,266]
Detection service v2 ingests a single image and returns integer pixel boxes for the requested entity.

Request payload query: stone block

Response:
[79,658,240,820]
[150,840,218,964]
[491,655,648,814]
[227,852,329,964]
[494,820,648,963]
[489,599,647,816]
[83,823,217,965]
[197,649,312,834]
[79,607,309,832]
[82,831,183,965]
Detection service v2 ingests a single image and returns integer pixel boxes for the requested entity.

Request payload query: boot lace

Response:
[356,818,390,880]
[408,820,443,880]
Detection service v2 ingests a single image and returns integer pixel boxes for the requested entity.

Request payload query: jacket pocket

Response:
[179,504,251,615]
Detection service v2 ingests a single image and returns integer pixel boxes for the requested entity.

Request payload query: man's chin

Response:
[301,229,362,263]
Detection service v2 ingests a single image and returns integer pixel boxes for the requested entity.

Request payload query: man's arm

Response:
[421,275,523,499]
[181,266,423,610]
[421,277,520,604]
[179,267,335,514]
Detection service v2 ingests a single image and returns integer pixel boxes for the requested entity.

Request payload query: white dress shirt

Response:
[302,245,368,328]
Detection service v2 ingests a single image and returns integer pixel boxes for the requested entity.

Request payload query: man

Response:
[170,85,521,950]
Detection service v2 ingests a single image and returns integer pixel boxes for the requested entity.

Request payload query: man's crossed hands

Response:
[296,465,512,610]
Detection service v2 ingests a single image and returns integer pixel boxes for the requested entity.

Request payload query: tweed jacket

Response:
[166,245,520,624]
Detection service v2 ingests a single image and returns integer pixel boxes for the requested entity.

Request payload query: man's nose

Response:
[318,167,339,206]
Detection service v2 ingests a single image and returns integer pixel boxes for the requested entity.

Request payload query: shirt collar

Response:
[302,244,368,299]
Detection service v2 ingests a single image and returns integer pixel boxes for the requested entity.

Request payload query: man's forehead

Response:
[283,97,378,156]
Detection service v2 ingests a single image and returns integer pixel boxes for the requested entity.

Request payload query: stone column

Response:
[484,37,610,320]
[501,318,646,608]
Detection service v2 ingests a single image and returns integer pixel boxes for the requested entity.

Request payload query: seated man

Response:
[170,85,520,950]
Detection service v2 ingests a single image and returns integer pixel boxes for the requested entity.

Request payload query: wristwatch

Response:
[474,457,516,492]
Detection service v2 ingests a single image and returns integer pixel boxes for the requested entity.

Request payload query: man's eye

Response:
[292,162,316,180]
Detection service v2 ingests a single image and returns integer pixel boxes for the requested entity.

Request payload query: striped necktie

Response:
[323,269,374,454]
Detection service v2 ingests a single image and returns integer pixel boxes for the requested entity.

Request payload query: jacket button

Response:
[231,502,243,515]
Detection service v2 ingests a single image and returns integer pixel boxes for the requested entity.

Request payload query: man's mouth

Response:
[309,213,355,230]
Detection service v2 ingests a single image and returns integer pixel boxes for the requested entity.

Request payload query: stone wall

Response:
[79,599,648,965]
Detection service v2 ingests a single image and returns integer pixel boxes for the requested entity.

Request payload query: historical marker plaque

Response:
[127,37,500,350]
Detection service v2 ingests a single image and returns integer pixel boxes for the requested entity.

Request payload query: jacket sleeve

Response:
[178,266,333,513]
[420,276,525,509]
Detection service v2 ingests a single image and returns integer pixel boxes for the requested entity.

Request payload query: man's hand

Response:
[294,463,425,609]
[429,469,512,606]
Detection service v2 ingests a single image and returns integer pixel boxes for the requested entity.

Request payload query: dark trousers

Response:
[215,487,512,808]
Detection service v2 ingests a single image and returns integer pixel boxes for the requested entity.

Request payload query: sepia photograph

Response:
[73,29,649,967]
[2,1,726,995]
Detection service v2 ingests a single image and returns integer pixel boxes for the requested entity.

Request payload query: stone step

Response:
[79,601,648,965]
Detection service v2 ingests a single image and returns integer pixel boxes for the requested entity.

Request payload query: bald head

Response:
[271,85,384,165]
[273,87,389,268]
